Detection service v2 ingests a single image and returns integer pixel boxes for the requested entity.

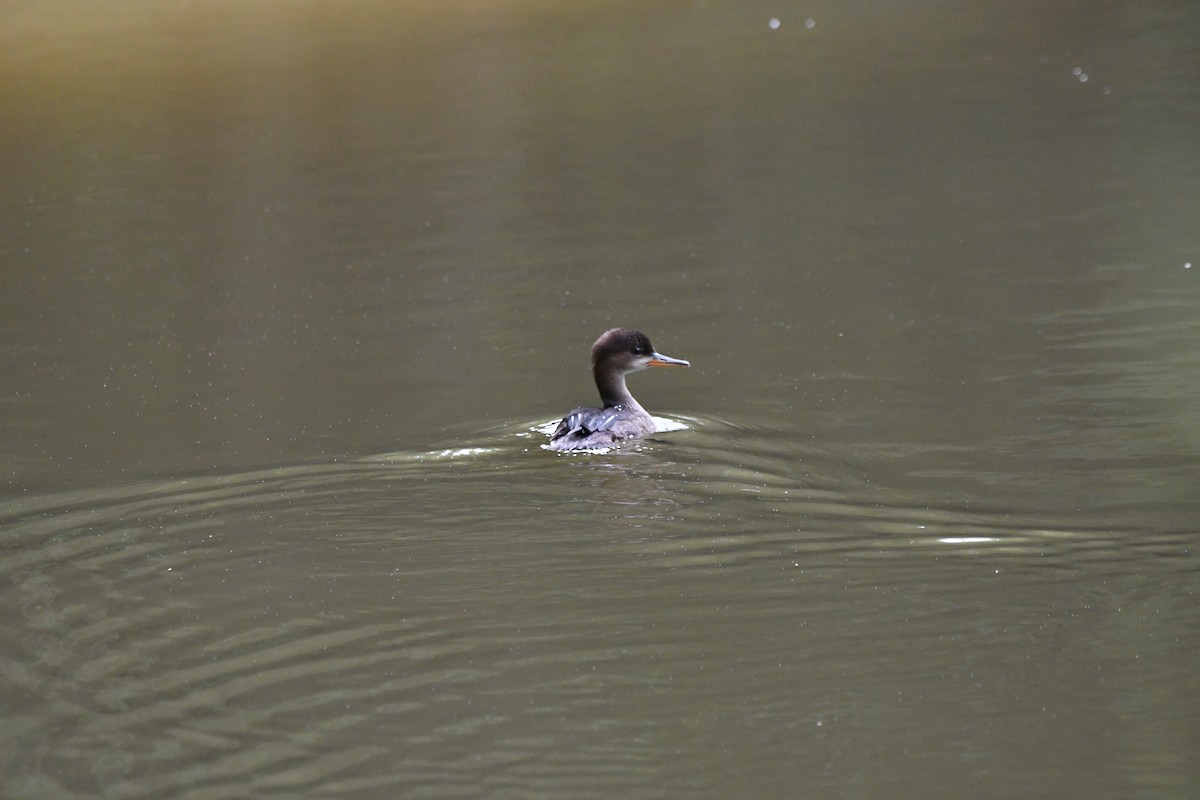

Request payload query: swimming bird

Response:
[548,328,689,451]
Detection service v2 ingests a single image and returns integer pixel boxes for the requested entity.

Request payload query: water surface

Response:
[2,1,1198,797]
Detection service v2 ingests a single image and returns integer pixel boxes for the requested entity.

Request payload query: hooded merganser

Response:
[548,328,690,451]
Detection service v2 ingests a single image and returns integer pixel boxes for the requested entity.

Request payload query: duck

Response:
[548,328,689,451]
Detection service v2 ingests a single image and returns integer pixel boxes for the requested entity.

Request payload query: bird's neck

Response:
[595,368,642,410]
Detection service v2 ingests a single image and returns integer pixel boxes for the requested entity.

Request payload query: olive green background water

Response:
[2,1,1197,797]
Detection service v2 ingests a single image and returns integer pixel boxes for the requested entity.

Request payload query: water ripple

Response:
[0,417,1195,797]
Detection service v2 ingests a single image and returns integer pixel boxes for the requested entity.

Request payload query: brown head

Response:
[587,328,689,409]
[590,328,690,375]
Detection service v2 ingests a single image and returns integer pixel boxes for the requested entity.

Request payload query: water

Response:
[2,1,1198,797]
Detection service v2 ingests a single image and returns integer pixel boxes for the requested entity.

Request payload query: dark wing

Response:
[550,406,623,442]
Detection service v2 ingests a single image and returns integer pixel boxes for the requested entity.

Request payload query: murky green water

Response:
[2,1,1197,797]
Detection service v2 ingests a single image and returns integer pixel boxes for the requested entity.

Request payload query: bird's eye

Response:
[631,346,644,355]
